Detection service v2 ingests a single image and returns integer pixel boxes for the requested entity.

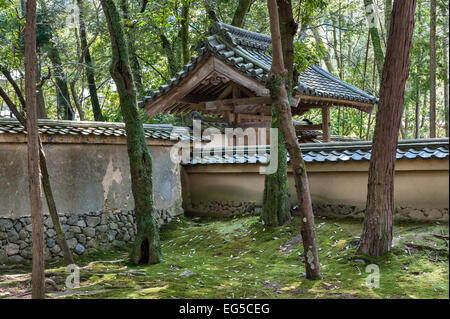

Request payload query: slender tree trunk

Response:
[48,46,74,120]
[332,20,341,77]
[444,37,449,137]
[101,0,161,264]
[70,81,85,121]
[312,27,335,74]
[358,0,416,257]
[160,34,179,77]
[430,0,436,138]
[360,31,370,139]
[261,0,295,227]
[415,84,420,139]
[231,0,252,28]
[25,0,45,299]
[181,0,190,65]
[121,0,145,97]
[267,0,321,279]
[363,0,384,80]
[0,72,74,266]
[338,2,343,80]
[366,58,377,140]
[77,0,104,121]
[384,0,392,37]
[277,0,297,89]
[36,61,47,119]
[261,107,290,226]
[404,105,409,138]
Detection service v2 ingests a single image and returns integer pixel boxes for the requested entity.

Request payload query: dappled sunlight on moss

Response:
[1,215,447,299]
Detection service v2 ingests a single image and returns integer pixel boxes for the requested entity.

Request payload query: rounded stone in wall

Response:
[86,216,101,227]
[67,238,77,249]
[5,243,19,256]
[8,255,24,264]
[83,227,96,237]
[74,244,85,254]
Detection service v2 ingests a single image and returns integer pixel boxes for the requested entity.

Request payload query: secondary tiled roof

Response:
[141,21,378,107]
[187,139,449,165]
[0,118,192,141]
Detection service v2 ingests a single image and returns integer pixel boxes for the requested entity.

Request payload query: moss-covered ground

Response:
[0,215,448,299]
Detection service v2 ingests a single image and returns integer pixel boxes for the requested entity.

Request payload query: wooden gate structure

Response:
[140,21,378,143]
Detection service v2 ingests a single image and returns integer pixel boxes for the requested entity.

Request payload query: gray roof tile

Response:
[186,139,449,165]
[0,118,192,141]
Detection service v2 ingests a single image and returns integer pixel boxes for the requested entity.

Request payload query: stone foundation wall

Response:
[188,201,260,216]
[186,201,449,222]
[311,204,449,222]
[0,208,177,264]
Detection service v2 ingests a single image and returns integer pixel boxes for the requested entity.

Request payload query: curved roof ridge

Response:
[214,21,272,50]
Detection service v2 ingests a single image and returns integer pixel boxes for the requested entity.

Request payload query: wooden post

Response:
[322,106,330,142]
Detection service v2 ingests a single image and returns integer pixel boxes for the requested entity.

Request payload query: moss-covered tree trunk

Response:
[267,0,321,280]
[261,107,290,226]
[444,37,449,138]
[101,0,161,264]
[181,0,190,65]
[47,45,74,120]
[358,0,416,256]
[231,0,252,28]
[77,0,104,121]
[120,0,145,98]
[261,0,296,227]
[363,0,384,80]
[160,34,180,77]
[429,0,436,138]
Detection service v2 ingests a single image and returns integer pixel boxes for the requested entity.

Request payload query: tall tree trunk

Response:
[120,0,145,97]
[181,1,190,65]
[312,27,335,74]
[358,0,416,256]
[338,2,343,80]
[267,0,321,280]
[261,108,290,226]
[231,0,252,28]
[0,70,74,266]
[160,34,179,77]
[332,20,340,77]
[444,37,449,137]
[360,31,370,139]
[384,0,392,37]
[101,0,161,264]
[77,0,104,121]
[429,0,436,138]
[35,59,47,119]
[415,84,420,139]
[261,0,296,227]
[404,105,409,138]
[48,46,74,120]
[363,0,384,80]
[25,0,45,299]
[277,0,297,89]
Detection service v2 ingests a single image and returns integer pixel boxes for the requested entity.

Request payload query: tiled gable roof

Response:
[141,21,378,107]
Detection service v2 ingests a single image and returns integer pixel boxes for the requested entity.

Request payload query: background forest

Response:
[0,0,448,140]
